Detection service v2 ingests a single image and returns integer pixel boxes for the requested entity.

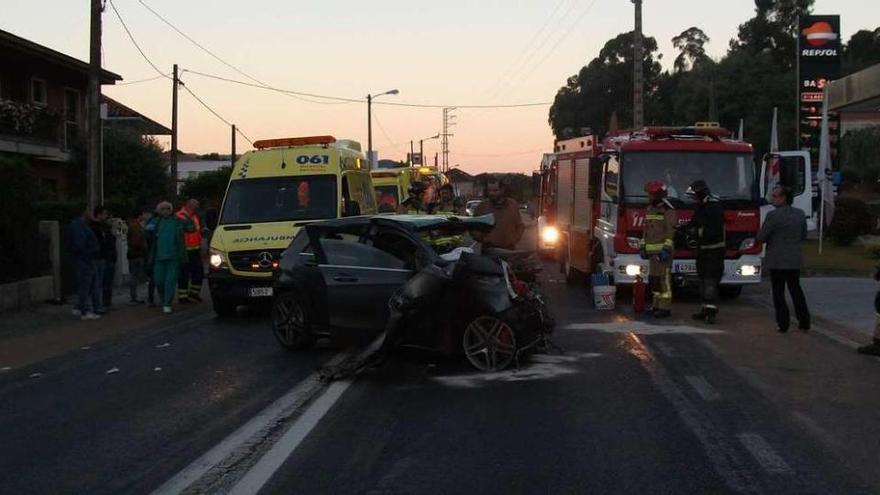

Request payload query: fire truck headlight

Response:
[738,265,759,277]
[626,237,641,249]
[739,238,756,251]
[541,226,559,245]
[625,264,643,277]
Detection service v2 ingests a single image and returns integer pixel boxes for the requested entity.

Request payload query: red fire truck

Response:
[536,126,811,296]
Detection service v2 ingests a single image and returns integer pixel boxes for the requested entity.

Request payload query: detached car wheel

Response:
[272,292,316,351]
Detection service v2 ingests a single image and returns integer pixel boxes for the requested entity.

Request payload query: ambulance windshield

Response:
[220,175,337,224]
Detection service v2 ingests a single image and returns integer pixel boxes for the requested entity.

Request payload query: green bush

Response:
[179,166,232,209]
[0,154,49,283]
[829,197,873,246]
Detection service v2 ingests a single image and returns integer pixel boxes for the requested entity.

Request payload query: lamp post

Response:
[367,89,399,167]
[419,134,440,167]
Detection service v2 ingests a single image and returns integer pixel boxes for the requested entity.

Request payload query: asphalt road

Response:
[1,224,877,494]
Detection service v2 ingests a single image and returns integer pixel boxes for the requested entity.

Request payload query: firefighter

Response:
[682,180,725,324]
[640,180,675,318]
[176,198,204,303]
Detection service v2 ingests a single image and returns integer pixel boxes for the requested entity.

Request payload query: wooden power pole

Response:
[88,0,103,211]
[170,64,179,201]
[231,124,237,166]
[632,0,644,129]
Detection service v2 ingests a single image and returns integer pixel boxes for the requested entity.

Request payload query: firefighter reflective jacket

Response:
[176,207,202,251]
[641,200,675,256]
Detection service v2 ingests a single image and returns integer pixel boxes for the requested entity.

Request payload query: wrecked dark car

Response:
[270,214,553,371]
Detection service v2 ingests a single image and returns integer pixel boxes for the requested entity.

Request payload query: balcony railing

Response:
[0,99,63,147]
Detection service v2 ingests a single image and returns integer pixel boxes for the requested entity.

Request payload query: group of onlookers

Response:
[68,198,204,319]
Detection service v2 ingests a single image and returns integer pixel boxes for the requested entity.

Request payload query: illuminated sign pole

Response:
[797,15,841,172]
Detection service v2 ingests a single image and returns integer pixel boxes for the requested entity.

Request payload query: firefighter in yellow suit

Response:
[640,180,676,318]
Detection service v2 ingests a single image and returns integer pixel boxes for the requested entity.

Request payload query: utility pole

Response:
[231,124,237,166]
[87,0,103,211]
[441,107,456,172]
[171,64,179,201]
[367,94,373,162]
[434,152,438,168]
[409,140,414,166]
[632,0,644,129]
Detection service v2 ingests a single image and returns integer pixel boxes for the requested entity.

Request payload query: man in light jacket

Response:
[757,186,811,333]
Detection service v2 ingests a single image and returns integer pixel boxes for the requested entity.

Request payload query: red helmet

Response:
[644,180,667,198]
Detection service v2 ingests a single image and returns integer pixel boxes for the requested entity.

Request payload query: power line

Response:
[183,69,553,109]
[180,83,254,145]
[116,73,171,85]
[107,0,168,79]
[506,0,599,94]
[136,0,346,106]
[371,109,405,155]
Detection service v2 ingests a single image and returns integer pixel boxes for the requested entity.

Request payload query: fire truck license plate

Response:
[248,287,273,297]
[676,263,697,274]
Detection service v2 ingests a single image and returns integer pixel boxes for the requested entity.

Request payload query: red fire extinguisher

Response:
[633,275,647,313]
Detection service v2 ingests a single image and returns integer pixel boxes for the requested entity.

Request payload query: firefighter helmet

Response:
[644,180,667,199]
[685,180,710,200]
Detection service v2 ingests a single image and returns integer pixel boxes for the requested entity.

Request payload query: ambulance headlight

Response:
[209,248,227,270]
[541,226,559,244]
[738,265,759,277]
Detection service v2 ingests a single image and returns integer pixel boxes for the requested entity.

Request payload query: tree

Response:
[179,166,232,208]
[843,28,880,75]
[67,127,168,211]
[730,0,814,65]
[549,31,663,138]
[672,27,711,73]
[840,126,880,183]
[0,154,46,283]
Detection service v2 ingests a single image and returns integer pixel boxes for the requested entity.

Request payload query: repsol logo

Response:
[802,48,838,57]
[233,235,296,243]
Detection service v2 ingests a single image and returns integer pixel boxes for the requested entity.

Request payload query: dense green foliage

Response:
[0,154,49,283]
[67,127,169,213]
[840,126,880,182]
[549,1,879,157]
[179,166,233,208]
[829,197,873,246]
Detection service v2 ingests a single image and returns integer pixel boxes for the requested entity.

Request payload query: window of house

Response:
[31,78,48,106]
[64,89,79,123]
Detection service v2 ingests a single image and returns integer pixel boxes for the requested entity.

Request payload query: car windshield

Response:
[220,175,337,225]
[375,185,399,213]
[621,151,756,205]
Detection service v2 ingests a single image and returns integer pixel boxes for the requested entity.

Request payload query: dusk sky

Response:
[3,0,874,174]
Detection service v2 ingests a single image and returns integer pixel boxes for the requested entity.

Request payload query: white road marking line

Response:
[654,342,678,357]
[696,336,725,356]
[564,321,724,335]
[685,375,721,401]
[737,433,793,475]
[228,380,353,495]
[627,334,760,493]
[151,351,350,495]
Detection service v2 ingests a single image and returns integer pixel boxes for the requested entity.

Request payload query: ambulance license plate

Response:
[676,263,697,274]
[248,287,273,297]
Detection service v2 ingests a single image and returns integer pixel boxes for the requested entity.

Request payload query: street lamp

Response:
[367,89,399,167]
[420,133,440,167]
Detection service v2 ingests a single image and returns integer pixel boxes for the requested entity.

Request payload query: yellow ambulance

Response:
[207,135,376,315]
[371,167,414,213]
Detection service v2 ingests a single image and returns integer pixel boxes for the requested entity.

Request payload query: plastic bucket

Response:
[593,285,617,310]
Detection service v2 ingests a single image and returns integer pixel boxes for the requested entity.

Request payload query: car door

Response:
[316,231,414,331]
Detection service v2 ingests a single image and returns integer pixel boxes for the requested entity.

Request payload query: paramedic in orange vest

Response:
[176,198,204,302]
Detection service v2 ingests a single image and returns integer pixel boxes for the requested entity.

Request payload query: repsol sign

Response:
[801,48,839,57]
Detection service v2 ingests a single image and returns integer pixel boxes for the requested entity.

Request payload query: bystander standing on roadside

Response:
[148,201,194,314]
[90,206,116,313]
[856,268,880,356]
[473,178,524,250]
[756,186,811,333]
[176,199,204,303]
[68,207,101,320]
[127,207,148,305]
